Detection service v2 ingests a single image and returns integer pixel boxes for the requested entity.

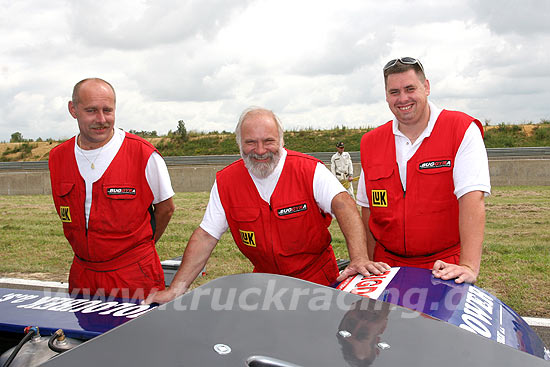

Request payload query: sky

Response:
[1,0,549,142]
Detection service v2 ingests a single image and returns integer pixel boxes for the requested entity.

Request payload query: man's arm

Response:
[432,190,485,283]
[332,192,390,281]
[144,227,218,304]
[361,206,376,260]
[152,197,175,243]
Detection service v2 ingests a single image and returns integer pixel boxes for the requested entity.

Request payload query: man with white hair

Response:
[145,107,388,304]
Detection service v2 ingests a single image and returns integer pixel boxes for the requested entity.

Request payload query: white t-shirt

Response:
[356,102,491,207]
[74,128,175,226]
[199,149,346,240]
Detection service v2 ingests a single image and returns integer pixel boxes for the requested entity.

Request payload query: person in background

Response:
[331,141,355,199]
[356,57,490,284]
[145,107,389,304]
[49,78,175,300]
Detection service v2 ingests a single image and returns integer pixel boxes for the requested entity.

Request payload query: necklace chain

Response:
[78,135,105,170]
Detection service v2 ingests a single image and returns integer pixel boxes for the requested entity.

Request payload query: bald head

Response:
[68,78,116,149]
[72,78,116,106]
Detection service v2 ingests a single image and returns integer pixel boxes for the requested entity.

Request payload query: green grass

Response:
[0,187,549,317]
[153,127,373,156]
[119,122,550,156]
[477,186,550,316]
[484,123,550,147]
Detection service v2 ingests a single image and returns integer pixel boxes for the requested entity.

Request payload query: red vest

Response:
[49,133,158,268]
[216,150,339,285]
[360,110,483,263]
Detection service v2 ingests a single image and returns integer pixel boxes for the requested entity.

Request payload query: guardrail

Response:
[1,147,549,170]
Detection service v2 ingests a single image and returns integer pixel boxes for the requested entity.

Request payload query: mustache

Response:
[249,151,274,160]
[241,148,281,179]
[90,123,110,129]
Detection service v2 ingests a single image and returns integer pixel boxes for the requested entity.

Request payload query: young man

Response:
[356,58,491,284]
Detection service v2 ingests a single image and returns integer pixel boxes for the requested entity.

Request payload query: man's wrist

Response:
[349,254,371,263]
[168,282,189,297]
[459,263,477,274]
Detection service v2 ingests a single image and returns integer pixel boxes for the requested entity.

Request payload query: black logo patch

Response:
[419,160,452,170]
[106,187,136,195]
[277,203,307,216]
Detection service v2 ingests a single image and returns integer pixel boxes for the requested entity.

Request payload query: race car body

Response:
[335,266,549,360]
[35,272,549,366]
[0,289,154,366]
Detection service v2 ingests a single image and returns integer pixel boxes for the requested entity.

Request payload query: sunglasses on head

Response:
[383,57,424,73]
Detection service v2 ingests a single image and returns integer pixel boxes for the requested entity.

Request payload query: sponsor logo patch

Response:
[60,206,72,222]
[371,190,387,207]
[277,203,307,216]
[106,187,136,196]
[239,230,256,247]
[419,160,452,170]
[336,267,399,299]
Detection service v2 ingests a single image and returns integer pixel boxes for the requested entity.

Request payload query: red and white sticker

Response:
[336,267,400,299]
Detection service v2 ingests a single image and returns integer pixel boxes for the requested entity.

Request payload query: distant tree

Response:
[10,132,23,143]
[36,137,43,142]
[128,129,159,138]
[177,120,189,142]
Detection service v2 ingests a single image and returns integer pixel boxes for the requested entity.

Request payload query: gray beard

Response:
[241,149,282,179]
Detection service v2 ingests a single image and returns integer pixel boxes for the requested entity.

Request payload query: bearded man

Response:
[145,107,389,304]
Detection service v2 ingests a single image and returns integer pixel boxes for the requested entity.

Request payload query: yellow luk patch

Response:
[60,206,72,222]
[239,230,256,247]
[371,190,388,207]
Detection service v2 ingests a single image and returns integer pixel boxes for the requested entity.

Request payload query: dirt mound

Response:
[0,141,61,161]
[484,124,536,135]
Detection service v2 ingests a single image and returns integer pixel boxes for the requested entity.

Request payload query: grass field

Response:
[0,186,549,317]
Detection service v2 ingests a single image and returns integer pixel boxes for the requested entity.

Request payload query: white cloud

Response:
[67,0,251,49]
[469,0,550,36]
[1,0,549,142]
